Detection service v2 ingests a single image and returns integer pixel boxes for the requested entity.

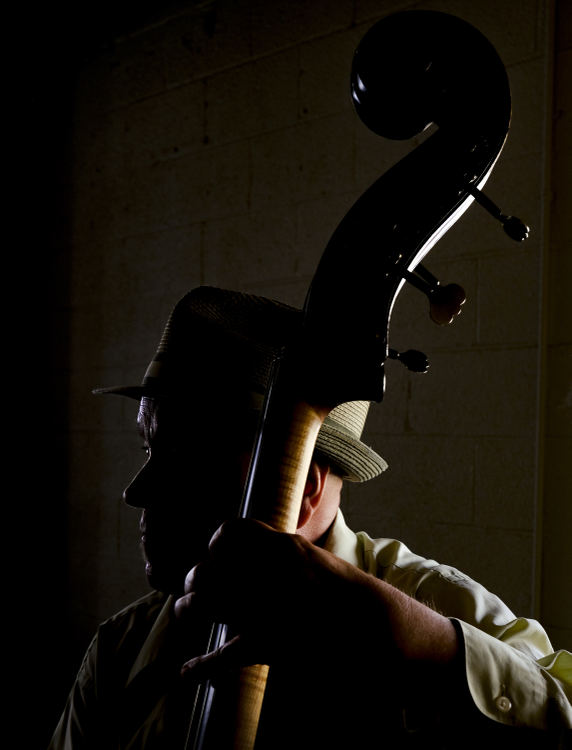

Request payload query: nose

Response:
[123,460,153,509]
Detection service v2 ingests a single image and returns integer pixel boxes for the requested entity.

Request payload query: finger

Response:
[183,561,212,595]
[174,591,203,621]
[180,634,260,681]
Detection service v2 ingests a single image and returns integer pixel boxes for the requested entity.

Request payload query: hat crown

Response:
[324,401,369,440]
[144,287,300,393]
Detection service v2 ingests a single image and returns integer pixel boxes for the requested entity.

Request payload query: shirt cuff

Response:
[454,617,572,731]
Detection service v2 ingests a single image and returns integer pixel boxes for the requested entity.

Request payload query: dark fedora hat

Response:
[94,286,387,482]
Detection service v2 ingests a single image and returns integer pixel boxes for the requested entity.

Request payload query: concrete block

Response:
[99,27,167,110]
[202,210,298,287]
[250,127,303,211]
[110,140,249,235]
[69,304,106,373]
[250,115,355,210]
[119,80,205,168]
[250,0,353,57]
[298,27,362,120]
[541,436,572,628]
[477,246,541,346]
[69,109,128,245]
[555,48,571,114]
[68,367,127,433]
[68,240,106,309]
[296,112,355,201]
[102,289,184,371]
[504,58,549,159]
[544,626,572,654]
[202,140,251,219]
[355,0,415,24]
[474,437,536,530]
[206,49,298,145]
[546,345,572,436]
[556,0,572,52]
[111,155,205,235]
[408,347,538,436]
[348,434,475,526]
[102,224,203,308]
[164,0,253,85]
[545,279,571,348]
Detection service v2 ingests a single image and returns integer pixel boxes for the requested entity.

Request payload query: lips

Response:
[140,534,153,564]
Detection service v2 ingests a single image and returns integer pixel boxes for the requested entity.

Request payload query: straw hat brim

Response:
[315,422,387,482]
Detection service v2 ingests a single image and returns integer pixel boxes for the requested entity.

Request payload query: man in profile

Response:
[50,286,571,749]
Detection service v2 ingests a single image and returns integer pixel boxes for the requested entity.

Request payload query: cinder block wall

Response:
[43,0,570,743]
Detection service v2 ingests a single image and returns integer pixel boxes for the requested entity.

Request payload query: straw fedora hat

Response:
[95,286,387,482]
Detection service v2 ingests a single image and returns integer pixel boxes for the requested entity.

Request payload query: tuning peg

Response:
[467,186,530,242]
[388,348,430,373]
[405,265,466,325]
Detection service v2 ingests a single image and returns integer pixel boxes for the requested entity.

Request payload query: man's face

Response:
[123,394,258,594]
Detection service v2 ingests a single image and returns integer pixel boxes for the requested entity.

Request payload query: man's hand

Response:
[174,517,459,683]
[174,517,367,678]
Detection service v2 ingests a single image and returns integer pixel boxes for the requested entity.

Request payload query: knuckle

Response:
[174,592,194,618]
[209,518,238,550]
[184,564,200,592]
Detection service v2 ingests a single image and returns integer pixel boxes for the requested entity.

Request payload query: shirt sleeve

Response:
[48,635,102,750]
[457,617,572,731]
[353,527,572,734]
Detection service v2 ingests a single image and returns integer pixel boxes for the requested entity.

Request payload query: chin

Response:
[145,560,186,595]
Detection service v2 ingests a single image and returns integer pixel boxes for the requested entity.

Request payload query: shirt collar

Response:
[126,594,178,687]
[322,509,362,568]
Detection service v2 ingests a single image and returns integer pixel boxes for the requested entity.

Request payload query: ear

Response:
[297,461,329,530]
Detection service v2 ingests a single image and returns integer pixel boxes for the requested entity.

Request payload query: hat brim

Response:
[316,422,388,482]
[92,385,157,399]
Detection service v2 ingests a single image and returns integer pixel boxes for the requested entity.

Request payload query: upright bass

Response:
[185,10,528,749]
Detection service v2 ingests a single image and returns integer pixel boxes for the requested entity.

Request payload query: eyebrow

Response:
[136,401,157,443]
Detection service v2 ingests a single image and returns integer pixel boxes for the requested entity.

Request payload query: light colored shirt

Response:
[50,511,571,748]
[324,511,572,732]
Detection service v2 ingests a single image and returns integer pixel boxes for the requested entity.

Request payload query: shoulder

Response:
[99,590,169,633]
[327,510,471,590]
[90,591,171,669]
[95,590,170,649]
